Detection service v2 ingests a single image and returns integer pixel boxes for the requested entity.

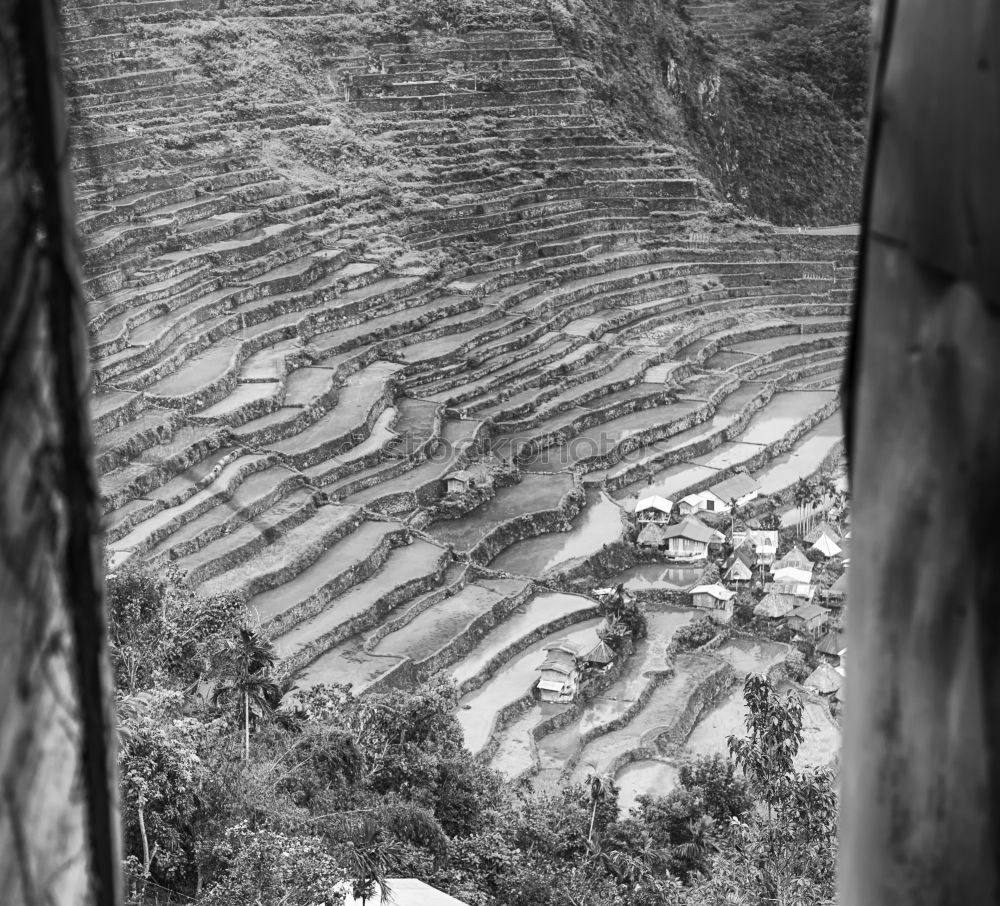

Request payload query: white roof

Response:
[636,494,673,513]
[681,492,705,506]
[690,583,736,601]
[538,679,570,692]
[811,534,843,557]
[339,878,473,906]
[773,566,813,584]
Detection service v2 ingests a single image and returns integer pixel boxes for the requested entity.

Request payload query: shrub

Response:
[783,648,810,683]
[674,616,716,650]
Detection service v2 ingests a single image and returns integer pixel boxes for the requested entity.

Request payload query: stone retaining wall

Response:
[466,480,585,564]
[262,524,411,640]
[416,580,534,679]
[279,547,451,676]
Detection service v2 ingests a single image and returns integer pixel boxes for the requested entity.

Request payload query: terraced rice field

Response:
[459,619,603,754]
[69,0,851,807]
[490,489,623,575]
[617,760,681,812]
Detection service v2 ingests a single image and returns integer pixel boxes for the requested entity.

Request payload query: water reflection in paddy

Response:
[616,760,680,813]
[490,490,623,576]
[613,563,704,592]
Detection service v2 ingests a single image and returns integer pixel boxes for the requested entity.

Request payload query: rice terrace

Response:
[62,0,863,901]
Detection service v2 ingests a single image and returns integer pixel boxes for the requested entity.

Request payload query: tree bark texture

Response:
[0,2,120,904]
[842,0,1000,903]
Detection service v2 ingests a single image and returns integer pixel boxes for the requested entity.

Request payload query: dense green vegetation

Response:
[110,567,837,905]
[546,0,869,225]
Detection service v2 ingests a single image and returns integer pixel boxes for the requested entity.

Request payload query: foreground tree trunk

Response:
[0,2,120,904]
[842,0,1000,902]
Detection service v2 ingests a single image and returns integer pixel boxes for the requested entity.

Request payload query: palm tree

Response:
[792,478,811,532]
[808,481,825,533]
[729,497,743,537]
[676,815,719,875]
[211,627,279,761]
[585,769,613,844]
[818,474,837,512]
[345,818,401,906]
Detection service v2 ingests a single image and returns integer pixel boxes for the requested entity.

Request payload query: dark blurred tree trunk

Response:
[0,2,120,905]
[842,0,1000,902]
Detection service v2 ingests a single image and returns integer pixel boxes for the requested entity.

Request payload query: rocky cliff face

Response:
[545,0,869,225]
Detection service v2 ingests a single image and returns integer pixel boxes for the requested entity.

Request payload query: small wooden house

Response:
[690,583,737,623]
[772,565,814,586]
[764,581,815,601]
[787,602,831,637]
[445,470,473,495]
[754,591,799,620]
[820,571,848,606]
[804,661,843,696]
[660,516,722,561]
[708,471,761,511]
[733,529,780,565]
[636,522,665,549]
[677,472,760,515]
[678,492,710,515]
[537,641,581,703]
[810,533,842,558]
[816,629,848,664]
[723,547,755,585]
[581,640,615,669]
[771,546,811,574]
[804,521,842,544]
[635,494,673,525]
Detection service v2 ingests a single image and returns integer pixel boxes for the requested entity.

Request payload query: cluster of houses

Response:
[633,470,762,557]
[632,475,851,638]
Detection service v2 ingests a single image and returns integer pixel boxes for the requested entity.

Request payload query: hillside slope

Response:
[67,0,853,709]
[545,0,868,224]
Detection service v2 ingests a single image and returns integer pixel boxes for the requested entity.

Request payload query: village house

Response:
[804,660,843,696]
[536,640,581,702]
[816,629,847,664]
[445,470,473,495]
[709,471,761,509]
[771,545,811,574]
[820,570,848,606]
[772,565,813,585]
[690,583,737,623]
[636,521,665,549]
[764,581,815,600]
[677,492,711,515]
[754,591,800,620]
[634,494,673,525]
[723,547,755,585]
[732,528,780,565]
[810,532,842,558]
[787,601,831,637]
[676,472,760,515]
[804,520,842,545]
[660,516,723,561]
[581,639,615,670]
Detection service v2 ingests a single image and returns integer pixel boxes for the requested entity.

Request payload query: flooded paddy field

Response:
[427,471,574,551]
[489,490,623,575]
